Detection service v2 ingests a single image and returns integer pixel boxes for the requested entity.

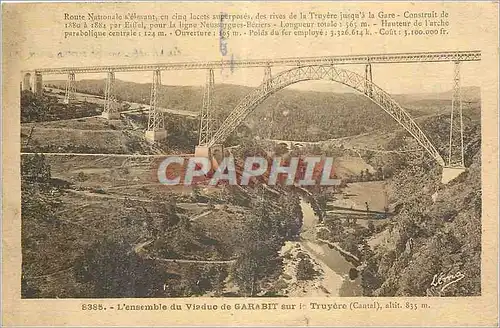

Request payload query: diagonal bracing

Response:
[63,72,76,104]
[448,61,465,167]
[209,65,446,167]
[198,68,215,146]
[148,69,164,131]
[103,71,117,115]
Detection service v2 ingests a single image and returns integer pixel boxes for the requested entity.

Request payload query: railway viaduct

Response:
[21,50,481,183]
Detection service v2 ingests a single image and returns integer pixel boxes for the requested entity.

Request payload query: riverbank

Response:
[316,237,361,266]
[277,241,343,297]
[273,199,362,297]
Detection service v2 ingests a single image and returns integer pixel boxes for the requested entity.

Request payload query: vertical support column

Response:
[442,61,466,183]
[195,68,218,158]
[63,72,76,104]
[364,62,373,97]
[21,73,32,92]
[102,71,120,119]
[262,63,274,138]
[447,61,464,167]
[33,72,43,96]
[198,68,215,146]
[145,69,167,142]
[268,100,275,139]
[263,63,272,92]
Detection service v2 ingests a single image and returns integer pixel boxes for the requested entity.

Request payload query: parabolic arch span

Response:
[208,65,445,167]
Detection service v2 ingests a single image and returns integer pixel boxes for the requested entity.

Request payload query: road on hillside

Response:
[47,88,199,118]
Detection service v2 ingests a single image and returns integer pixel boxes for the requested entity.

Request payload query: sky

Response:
[39,59,482,96]
[12,2,490,94]
[38,56,483,99]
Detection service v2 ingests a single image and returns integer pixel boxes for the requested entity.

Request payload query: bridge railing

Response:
[25,50,480,75]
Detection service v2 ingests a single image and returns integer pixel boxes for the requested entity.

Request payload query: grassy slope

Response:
[361,115,481,297]
[45,79,480,142]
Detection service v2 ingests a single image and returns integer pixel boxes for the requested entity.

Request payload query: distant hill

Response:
[45,79,480,142]
[393,86,480,102]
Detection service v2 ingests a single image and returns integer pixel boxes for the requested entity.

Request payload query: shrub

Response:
[296,258,318,281]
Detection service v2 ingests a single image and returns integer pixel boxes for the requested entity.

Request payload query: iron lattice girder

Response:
[198,68,215,145]
[30,50,480,75]
[103,71,116,114]
[209,65,446,167]
[148,69,164,131]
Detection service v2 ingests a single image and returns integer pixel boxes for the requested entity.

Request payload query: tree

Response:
[21,276,40,298]
[376,167,384,180]
[161,199,180,228]
[231,195,283,296]
[339,234,363,259]
[172,263,225,297]
[232,252,260,296]
[315,190,329,220]
[21,90,46,122]
[361,257,383,296]
[296,258,317,280]
[21,153,51,182]
[368,220,375,233]
[277,194,303,239]
[274,143,289,156]
[191,185,202,202]
[365,168,372,181]
[76,171,88,182]
[210,265,229,296]
[74,239,166,298]
[326,218,344,241]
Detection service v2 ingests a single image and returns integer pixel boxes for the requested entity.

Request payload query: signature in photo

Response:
[430,271,465,292]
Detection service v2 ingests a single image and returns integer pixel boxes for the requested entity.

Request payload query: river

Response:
[298,199,362,296]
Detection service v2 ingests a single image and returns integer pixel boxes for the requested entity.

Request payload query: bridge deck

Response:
[26,50,480,75]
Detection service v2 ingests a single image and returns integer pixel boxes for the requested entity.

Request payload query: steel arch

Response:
[208,65,445,167]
